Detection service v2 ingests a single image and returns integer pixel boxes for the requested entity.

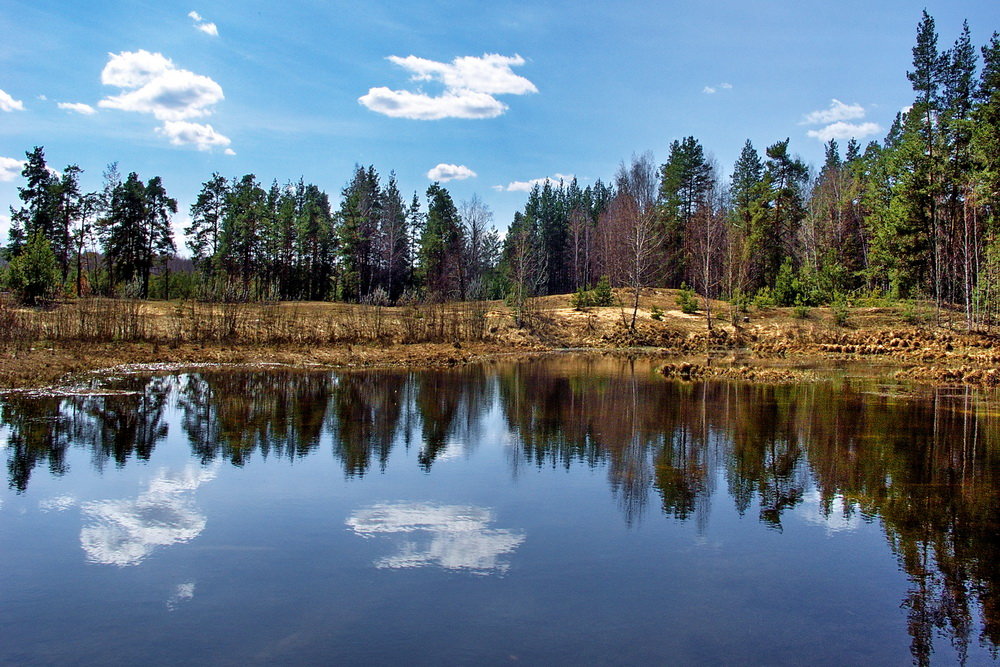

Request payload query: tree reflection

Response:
[2,361,999,662]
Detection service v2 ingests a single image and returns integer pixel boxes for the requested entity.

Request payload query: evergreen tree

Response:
[658,136,714,286]
[186,173,229,273]
[6,231,59,305]
[419,183,465,300]
[9,147,57,257]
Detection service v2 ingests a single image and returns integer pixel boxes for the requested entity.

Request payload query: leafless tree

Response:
[687,162,726,330]
[607,153,661,329]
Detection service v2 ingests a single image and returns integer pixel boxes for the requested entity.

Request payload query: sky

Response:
[1,0,998,253]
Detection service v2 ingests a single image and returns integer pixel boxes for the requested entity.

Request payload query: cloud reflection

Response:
[80,465,217,566]
[347,502,525,575]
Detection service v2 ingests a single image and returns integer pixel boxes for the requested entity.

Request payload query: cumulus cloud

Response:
[157,120,231,150]
[347,502,525,575]
[189,11,218,36]
[806,121,881,142]
[0,156,25,181]
[498,173,573,192]
[0,88,25,111]
[98,50,230,150]
[58,102,97,115]
[99,50,224,120]
[801,99,866,125]
[802,98,880,143]
[427,163,477,182]
[360,53,536,120]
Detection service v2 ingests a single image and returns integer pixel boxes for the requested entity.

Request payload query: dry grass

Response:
[1,289,997,389]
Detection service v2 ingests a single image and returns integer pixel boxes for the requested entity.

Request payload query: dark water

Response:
[1,356,998,665]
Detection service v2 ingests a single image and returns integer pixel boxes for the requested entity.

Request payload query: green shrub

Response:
[831,292,850,326]
[592,275,614,307]
[752,287,775,309]
[571,285,594,311]
[6,232,59,305]
[793,304,810,319]
[650,305,664,321]
[676,283,698,314]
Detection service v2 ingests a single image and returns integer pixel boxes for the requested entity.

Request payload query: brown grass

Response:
[1,289,997,389]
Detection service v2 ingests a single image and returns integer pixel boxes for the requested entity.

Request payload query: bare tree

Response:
[608,153,661,330]
[687,162,726,330]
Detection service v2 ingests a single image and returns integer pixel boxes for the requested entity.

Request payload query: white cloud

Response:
[0,88,25,111]
[157,120,231,150]
[500,173,574,192]
[360,53,536,120]
[806,121,881,142]
[189,10,218,36]
[388,54,537,95]
[0,156,25,181]
[98,50,230,151]
[347,502,525,575]
[58,102,97,115]
[224,147,236,156]
[802,99,866,125]
[100,51,224,121]
[427,163,477,182]
[37,94,48,101]
[360,87,508,120]
[703,82,732,95]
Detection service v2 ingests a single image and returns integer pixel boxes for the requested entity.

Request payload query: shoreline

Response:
[2,337,998,393]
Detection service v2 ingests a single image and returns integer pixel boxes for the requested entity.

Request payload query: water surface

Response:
[1,356,998,665]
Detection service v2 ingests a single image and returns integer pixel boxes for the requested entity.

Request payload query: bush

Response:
[676,283,698,314]
[752,287,775,309]
[793,304,810,319]
[592,275,614,306]
[6,232,59,305]
[831,292,850,326]
[650,305,664,321]
[571,285,594,311]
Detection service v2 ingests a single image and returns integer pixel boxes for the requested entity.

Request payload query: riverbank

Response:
[1,290,997,389]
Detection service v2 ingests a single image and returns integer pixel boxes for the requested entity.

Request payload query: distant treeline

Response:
[5,12,1000,329]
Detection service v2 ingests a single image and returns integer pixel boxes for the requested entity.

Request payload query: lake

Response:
[1,355,998,665]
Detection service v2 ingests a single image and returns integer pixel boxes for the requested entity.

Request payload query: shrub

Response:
[831,292,850,326]
[793,304,810,319]
[650,305,664,321]
[592,275,614,307]
[752,286,775,309]
[6,232,59,305]
[571,285,594,311]
[676,283,698,314]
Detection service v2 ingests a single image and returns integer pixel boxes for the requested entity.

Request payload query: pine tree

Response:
[186,173,229,273]
[9,147,57,258]
[659,136,714,286]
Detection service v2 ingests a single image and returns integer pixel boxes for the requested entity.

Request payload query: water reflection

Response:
[346,502,525,574]
[80,464,217,566]
[1,359,999,663]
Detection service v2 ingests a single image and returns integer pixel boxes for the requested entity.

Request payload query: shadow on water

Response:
[2,357,999,664]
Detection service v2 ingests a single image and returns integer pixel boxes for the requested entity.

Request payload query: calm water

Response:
[1,356,998,665]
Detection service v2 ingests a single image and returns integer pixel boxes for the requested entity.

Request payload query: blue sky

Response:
[1,1,998,251]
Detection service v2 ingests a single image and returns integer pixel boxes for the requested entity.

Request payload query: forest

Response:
[4,12,1000,331]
